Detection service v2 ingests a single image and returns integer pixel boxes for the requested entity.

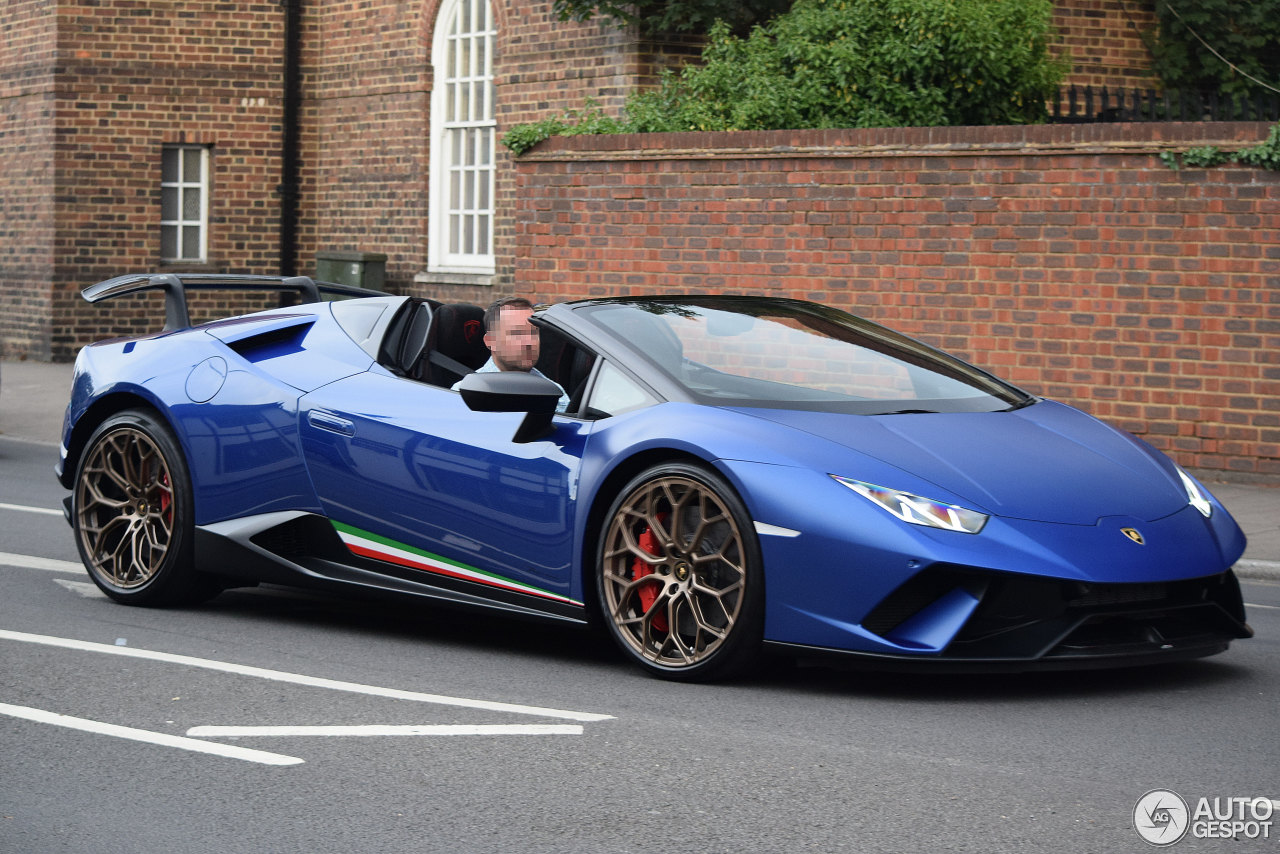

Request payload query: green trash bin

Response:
[315,250,387,291]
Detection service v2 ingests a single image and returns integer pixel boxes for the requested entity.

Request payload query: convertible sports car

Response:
[57,274,1252,680]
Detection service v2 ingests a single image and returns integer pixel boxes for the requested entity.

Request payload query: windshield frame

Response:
[564,296,1036,416]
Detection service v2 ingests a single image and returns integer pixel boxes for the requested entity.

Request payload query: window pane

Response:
[161,187,178,220]
[182,149,201,182]
[161,225,178,259]
[162,149,178,183]
[182,226,200,259]
[458,35,470,82]
[183,188,201,221]
[477,215,489,254]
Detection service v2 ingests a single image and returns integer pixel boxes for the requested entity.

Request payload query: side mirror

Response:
[456,370,561,443]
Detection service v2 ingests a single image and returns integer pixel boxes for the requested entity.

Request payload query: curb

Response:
[1235,560,1280,582]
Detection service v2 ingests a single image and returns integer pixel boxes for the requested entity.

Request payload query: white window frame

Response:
[161,145,210,263]
[428,0,497,275]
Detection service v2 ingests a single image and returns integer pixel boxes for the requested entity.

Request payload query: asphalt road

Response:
[2,435,1277,854]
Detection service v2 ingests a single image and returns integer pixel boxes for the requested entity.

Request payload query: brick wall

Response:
[0,0,57,360]
[0,1,690,359]
[513,122,1280,478]
[300,0,431,293]
[1052,0,1159,90]
[40,0,286,357]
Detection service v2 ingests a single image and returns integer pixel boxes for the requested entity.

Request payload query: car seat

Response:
[420,303,488,386]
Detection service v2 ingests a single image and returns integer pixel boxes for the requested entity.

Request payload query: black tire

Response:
[597,462,764,681]
[72,409,219,606]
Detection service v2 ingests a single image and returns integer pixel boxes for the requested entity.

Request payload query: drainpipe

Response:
[279,0,302,277]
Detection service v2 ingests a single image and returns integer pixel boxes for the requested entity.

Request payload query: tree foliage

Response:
[552,0,791,35]
[1148,0,1280,100]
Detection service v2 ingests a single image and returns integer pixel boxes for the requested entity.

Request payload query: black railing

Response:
[1048,85,1280,124]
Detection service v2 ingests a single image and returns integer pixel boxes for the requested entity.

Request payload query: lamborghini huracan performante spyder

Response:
[56,274,1252,680]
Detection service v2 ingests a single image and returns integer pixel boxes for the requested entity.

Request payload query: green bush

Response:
[501,102,626,155]
[506,0,1067,152]
[626,0,1066,132]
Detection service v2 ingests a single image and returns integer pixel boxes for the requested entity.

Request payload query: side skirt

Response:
[194,511,587,626]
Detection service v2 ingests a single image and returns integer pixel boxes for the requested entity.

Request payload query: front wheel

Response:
[597,463,764,681]
[73,409,219,606]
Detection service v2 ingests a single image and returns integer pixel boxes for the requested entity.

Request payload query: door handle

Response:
[307,410,355,437]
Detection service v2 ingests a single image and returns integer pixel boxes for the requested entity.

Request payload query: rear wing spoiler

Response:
[82,273,389,332]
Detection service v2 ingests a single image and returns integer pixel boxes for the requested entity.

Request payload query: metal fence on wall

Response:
[1048,85,1280,124]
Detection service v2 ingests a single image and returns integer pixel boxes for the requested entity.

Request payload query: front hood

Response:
[735,401,1189,525]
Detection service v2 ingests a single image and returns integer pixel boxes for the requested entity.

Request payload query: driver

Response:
[456,297,569,412]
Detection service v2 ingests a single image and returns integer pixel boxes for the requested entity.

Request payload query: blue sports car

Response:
[57,274,1252,680]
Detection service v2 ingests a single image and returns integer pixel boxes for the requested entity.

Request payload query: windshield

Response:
[579,298,1033,415]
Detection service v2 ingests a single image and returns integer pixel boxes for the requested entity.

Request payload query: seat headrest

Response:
[421,303,489,386]
[434,303,488,370]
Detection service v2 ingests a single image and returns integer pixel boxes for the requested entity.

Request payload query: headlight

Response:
[831,475,988,534]
[1176,466,1213,518]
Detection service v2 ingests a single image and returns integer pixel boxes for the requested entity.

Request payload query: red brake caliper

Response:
[632,520,669,633]
[159,470,173,523]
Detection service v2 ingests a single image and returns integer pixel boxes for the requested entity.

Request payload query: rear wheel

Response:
[73,409,219,606]
[598,463,763,681]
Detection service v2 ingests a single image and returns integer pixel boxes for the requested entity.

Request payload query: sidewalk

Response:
[3,358,1278,577]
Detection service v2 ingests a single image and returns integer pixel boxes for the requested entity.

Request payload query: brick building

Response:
[1,0,701,360]
[2,0,1158,362]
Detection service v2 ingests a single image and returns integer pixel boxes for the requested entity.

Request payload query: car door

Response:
[297,368,591,611]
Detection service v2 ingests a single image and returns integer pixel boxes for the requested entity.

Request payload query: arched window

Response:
[429,0,496,274]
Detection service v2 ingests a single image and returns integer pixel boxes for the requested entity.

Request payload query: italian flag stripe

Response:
[331,521,581,607]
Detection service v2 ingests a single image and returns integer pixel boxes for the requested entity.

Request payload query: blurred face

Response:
[486,305,540,372]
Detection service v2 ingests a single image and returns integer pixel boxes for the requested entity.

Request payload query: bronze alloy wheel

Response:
[73,410,215,606]
[77,424,175,588]
[599,464,762,679]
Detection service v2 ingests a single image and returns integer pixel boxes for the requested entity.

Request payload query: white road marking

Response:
[53,578,104,598]
[0,501,63,517]
[1246,602,1279,611]
[0,551,83,573]
[0,630,614,722]
[187,724,583,737]
[0,702,304,766]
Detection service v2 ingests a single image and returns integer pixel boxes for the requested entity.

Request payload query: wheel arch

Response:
[578,448,742,624]
[60,391,170,489]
